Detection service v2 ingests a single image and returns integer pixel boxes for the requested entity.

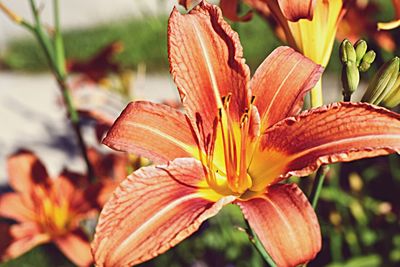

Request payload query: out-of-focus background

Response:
[1,0,400,267]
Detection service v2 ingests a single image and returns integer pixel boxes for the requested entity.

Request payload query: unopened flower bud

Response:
[342,62,360,95]
[362,57,400,105]
[355,40,367,65]
[340,39,356,64]
[359,50,376,72]
[382,75,400,108]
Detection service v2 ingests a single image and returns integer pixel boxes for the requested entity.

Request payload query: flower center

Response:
[33,186,73,236]
[204,94,257,196]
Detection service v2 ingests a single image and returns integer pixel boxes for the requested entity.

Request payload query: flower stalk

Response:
[243,218,277,267]
[1,0,95,182]
[309,165,330,209]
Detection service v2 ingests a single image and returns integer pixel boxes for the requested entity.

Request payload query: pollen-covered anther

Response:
[250,95,256,104]
[240,109,249,128]
[221,93,232,109]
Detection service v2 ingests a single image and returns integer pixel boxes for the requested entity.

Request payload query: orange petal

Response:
[220,0,253,22]
[103,101,199,164]
[54,231,92,267]
[243,0,271,18]
[0,223,13,259]
[72,87,127,127]
[395,0,400,18]
[277,0,316,21]
[7,150,49,194]
[0,193,34,222]
[238,183,321,267]
[92,158,233,266]
[178,0,200,10]
[52,173,93,215]
[168,2,250,148]
[87,148,128,182]
[251,46,323,131]
[249,102,400,191]
[1,222,49,261]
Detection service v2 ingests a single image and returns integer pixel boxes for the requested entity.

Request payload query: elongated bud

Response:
[340,39,356,64]
[342,62,360,96]
[355,40,367,66]
[362,57,400,105]
[359,50,376,72]
[382,75,400,108]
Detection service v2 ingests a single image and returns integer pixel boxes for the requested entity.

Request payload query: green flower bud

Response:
[362,57,400,105]
[342,62,360,96]
[382,75,400,108]
[340,39,356,64]
[355,40,367,66]
[359,50,376,72]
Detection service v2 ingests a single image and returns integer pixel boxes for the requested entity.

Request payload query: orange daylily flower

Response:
[0,151,99,266]
[92,2,400,267]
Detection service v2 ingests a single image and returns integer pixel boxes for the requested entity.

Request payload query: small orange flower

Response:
[0,151,99,266]
[91,2,400,267]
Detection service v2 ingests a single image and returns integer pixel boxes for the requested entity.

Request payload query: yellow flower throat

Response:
[34,186,73,236]
[202,94,256,197]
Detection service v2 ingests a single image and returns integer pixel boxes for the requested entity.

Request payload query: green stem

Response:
[27,0,95,182]
[244,218,277,267]
[310,78,323,108]
[53,0,66,78]
[310,165,330,209]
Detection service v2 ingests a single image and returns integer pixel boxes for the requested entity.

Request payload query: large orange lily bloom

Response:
[0,151,98,266]
[92,2,400,266]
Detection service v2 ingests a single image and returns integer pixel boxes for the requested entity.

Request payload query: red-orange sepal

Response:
[168,1,251,149]
[277,0,316,21]
[238,183,321,267]
[103,101,199,164]
[92,158,233,266]
[251,46,323,131]
[250,102,400,191]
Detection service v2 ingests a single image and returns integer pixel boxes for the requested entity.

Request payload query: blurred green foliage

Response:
[0,243,74,267]
[0,14,281,74]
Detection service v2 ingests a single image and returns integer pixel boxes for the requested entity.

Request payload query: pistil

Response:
[211,94,253,194]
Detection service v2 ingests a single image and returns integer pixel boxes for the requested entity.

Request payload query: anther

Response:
[221,93,232,108]
[218,108,223,119]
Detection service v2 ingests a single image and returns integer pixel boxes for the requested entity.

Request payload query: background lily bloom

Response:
[337,1,396,52]
[92,2,400,267]
[0,151,98,266]
[215,0,346,106]
[243,0,347,68]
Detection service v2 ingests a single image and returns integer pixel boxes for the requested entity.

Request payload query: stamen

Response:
[218,108,236,191]
[206,94,255,194]
[251,95,256,104]
[238,108,251,192]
